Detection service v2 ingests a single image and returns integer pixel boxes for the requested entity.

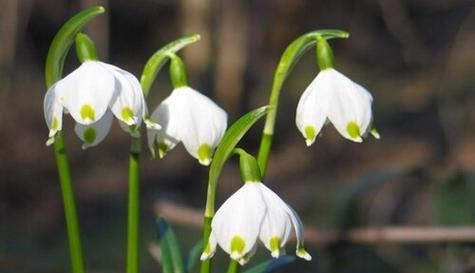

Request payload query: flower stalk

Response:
[127,137,141,273]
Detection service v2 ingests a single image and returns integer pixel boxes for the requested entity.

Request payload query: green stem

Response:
[200,216,212,273]
[226,260,241,273]
[54,132,85,273]
[127,137,141,273]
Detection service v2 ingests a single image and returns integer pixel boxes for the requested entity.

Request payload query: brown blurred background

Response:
[1,0,475,272]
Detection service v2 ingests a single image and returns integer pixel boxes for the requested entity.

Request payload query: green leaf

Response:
[243,256,295,273]
[185,240,203,273]
[140,34,201,96]
[156,216,185,273]
[205,106,270,217]
[45,6,105,88]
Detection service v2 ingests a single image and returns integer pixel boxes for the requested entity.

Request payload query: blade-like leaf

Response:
[243,256,295,273]
[45,6,105,88]
[185,240,203,273]
[140,34,201,96]
[205,105,270,217]
[156,217,185,273]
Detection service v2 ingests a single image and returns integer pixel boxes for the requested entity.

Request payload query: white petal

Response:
[325,69,373,142]
[103,62,146,126]
[283,203,311,261]
[43,83,63,145]
[200,232,217,261]
[59,61,115,125]
[211,183,266,261]
[147,95,181,158]
[174,87,227,165]
[74,110,113,149]
[296,72,333,146]
[257,184,292,258]
[119,120,140,138]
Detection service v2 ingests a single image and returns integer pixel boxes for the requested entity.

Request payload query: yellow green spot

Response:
[346,122,361,139]
[297,247,312,261]
[198,144,212,166]
[269,237,280,252]
[203,241,212,254]
[121,107,134,122]
[304,125,317,145]
[80,104,95,122]
[370,123,380,139]
[51,117,59,131]
[230,236,245,255]
[156,142,169,158]
[83,127,96,144]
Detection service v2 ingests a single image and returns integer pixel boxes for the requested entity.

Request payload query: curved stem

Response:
[54,132,85,273]
[200,217,212,273]
[256,29,349,177]
[127,137,141,273]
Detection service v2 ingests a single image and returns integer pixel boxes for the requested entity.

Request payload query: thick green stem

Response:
[54,132,85,273]
[226,260,241,273]
[127,137,141,273]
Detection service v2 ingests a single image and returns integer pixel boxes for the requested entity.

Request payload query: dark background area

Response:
[1,0,475,272]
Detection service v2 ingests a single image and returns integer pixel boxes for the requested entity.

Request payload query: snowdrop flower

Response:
[147,55,227,165]
[200,182,311,265]
[44,33,157,148]
[200,149,311,264]
[295,36,379,146]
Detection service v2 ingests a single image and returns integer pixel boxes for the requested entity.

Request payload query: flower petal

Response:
[257,183,292,258]
[211,183,266,261]
[283,205,311,261]
[74,110,113,149]
[103,63,146,126]
[147,96,181,158]
[296,72,333,146]
[174,87,227,165]
[59,61,115,125]
[325,69,373,142]
[43,83,63,145]
[200,232,218,261]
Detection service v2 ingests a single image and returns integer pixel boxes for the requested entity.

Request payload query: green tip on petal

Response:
[370,124,380,139]
[200,241,213,261]
[80,104,95,123]
[270,237,281,258]
[51,117,59,131]
[145,118,161,130]
[82,127,97,149]
[304,125,317,146]
[230,236,246,260]
[198,144,212,166]
[156,142,169,159]
[346,122,362,142]
[121,107,135,124]
[46,136,55,146]
[296,247,312,261]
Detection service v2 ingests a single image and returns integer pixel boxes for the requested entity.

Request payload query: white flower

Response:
[147,86,227,165]
[296,68,378,146]
[43,60,157,148]
[200,182,311,265]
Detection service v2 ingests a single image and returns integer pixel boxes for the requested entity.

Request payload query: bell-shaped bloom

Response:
[43,60,157,148]
[147,86,227,165]
[296,68,378,146]
[200,182,311,265]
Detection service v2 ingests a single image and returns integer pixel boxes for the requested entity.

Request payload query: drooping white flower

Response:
[200,182,311,265]
[147,86,227,165]
[296,68,378,146]
[43,60,156,148]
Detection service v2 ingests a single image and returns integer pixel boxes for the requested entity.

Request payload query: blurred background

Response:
[1,0,475,272]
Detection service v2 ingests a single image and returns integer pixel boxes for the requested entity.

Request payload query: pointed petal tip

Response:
[305,139,315,146]
[45,137,55,146]
[296,248,312,261]
[351,136,363,143]
[370,129,380,139]
[200,252,210,261]
[199,158,211,166]
[271,250,281,258]
[230,251,241,260]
